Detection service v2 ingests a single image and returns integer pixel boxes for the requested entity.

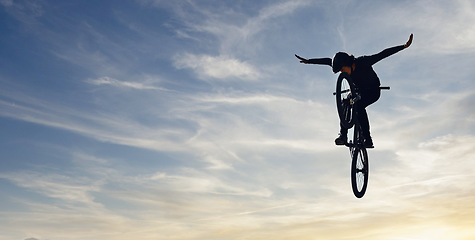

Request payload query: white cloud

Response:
[168,0,312,74]
[86,76,169,91]
[217,0,311,54]
[0,171,101,205]
[412,0,475,54]
[173,53,261,81]
[148,169,273,197]
[0,89,193,153]
[363,0,475,54]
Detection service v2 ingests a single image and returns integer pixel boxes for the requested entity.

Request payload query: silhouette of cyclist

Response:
[296,34,413,148]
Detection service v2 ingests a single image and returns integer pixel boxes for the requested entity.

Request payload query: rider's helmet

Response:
[332,52,354,73]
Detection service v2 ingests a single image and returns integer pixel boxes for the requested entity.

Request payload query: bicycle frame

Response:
[334,73,389,198]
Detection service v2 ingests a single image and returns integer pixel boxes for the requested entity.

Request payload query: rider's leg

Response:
[335,123,348,145]
[340,123,348,136]
[357,106,372,141]
[357,89,380,147]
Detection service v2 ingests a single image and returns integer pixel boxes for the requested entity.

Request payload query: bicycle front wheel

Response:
[336,73,355,129]
[351,147,369,198]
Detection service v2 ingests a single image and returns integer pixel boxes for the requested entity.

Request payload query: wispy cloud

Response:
[86,76,170,91]
[0,0,43,25]
[0,171,101,205]
[0,89,193,152]
[406,0,475,54]
[173,53,262,81]
[167,0,311,82]
[344,0,475,54]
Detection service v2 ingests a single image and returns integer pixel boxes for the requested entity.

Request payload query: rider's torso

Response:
[351,56,381,89]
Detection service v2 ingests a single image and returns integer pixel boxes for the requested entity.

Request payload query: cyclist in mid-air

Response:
[296,34,413,148]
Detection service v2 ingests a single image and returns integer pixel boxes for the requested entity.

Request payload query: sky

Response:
[1,0,475,239]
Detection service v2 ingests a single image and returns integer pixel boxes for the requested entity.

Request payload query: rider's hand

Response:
[295,54,310,64]
[404,34,413,48]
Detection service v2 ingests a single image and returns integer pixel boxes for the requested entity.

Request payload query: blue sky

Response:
[1,0,475,239]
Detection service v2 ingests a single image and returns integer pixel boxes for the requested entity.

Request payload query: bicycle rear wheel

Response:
[336,73,355,129]
[351,147,369,198]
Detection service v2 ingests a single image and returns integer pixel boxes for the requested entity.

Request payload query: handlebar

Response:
[333,86,390,95]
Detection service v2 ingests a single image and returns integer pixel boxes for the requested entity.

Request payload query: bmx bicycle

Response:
[334,73,389,198]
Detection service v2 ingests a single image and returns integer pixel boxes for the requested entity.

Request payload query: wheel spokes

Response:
[353,149,368,193]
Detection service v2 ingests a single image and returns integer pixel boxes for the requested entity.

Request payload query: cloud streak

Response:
[173,53,262,81]
[86,76,170,91]
[0,89,194,152]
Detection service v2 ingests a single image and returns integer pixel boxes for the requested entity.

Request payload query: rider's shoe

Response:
[335,134,347,146]
[364,138,374,148]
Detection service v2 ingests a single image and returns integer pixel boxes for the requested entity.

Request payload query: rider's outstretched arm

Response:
[295,54,332,66]
[307,57,332,66]
[366,34,413,66]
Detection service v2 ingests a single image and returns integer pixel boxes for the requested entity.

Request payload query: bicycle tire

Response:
[351,146,369,198]
[336,73,355,129]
